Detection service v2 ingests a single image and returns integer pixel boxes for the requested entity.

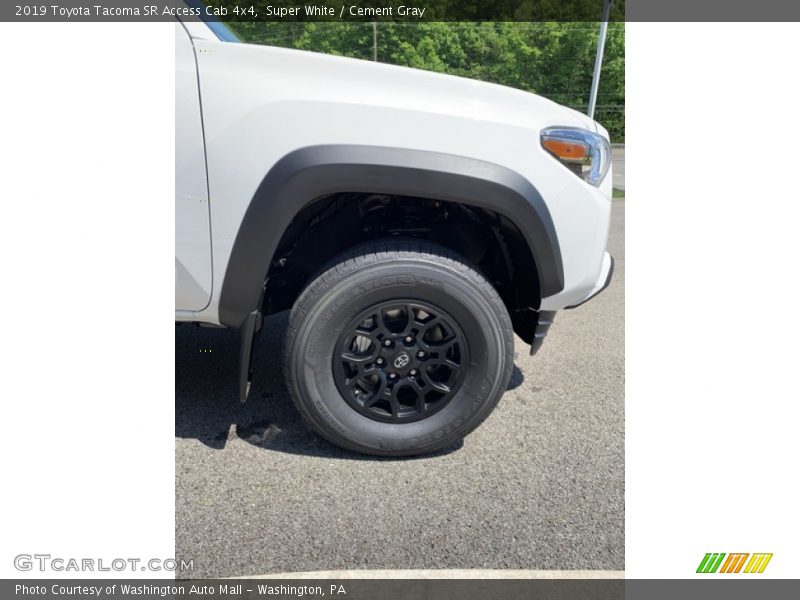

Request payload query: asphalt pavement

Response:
[175,201,624,578]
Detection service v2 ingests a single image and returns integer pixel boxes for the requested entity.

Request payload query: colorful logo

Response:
[697,553,773,574]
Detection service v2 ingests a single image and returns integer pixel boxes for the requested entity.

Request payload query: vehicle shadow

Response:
[176,312,523,460]
[508,364,525,391]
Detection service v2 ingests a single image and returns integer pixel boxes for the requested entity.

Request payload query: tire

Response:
[283,240,514,456]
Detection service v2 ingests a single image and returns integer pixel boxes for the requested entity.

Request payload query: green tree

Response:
[226,21,625,140]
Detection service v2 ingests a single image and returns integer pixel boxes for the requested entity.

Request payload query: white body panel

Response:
[175,23,212,310]
[174,23,612,323]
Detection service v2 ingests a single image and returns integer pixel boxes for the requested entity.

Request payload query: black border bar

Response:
[4,1,800,22]
[5,579,800,600]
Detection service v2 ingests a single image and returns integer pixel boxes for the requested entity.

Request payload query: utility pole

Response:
[588,0,613,119]
[372,22,378,62]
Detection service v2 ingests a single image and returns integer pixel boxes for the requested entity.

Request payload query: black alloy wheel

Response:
[333,300,469,423]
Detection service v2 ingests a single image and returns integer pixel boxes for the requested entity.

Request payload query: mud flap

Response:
[530,310,557,355]
[238,310,263,402]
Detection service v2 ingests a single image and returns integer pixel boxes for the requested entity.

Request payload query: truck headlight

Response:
[541,127,611,187]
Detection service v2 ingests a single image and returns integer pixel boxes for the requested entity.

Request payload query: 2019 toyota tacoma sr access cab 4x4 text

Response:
[175,17,614,456]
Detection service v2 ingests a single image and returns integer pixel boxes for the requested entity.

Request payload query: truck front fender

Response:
[218,145,563,328]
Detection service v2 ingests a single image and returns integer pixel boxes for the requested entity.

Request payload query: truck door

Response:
[175,21,212,311]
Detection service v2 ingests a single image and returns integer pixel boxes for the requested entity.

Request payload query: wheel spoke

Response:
[361,375,388,407]
[421,316,441,332]
[429,380,451,393]
[376,311,395,338]
[419,370,451,393]
[362,393,381,408]
[398,303,414,335]
[414,387,426,413]
[379,384,399,417]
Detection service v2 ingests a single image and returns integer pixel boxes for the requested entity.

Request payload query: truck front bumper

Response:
[566,252,615,309]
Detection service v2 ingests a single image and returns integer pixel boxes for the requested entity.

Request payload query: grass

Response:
[613,188,625,199]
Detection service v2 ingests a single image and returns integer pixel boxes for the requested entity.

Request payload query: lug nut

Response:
[383,339,392,347]
[409,369,417,376]
[388,373,397,379]
[375,357,384,365]
[417,351,426,358]
[404,335,413,343]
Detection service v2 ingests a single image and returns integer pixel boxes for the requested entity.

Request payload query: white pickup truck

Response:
[175,16,614,455]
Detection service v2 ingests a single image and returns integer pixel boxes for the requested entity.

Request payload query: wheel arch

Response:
[218,145,563,328]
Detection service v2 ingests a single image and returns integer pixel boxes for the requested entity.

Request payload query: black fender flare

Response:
[218,145,563,328]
